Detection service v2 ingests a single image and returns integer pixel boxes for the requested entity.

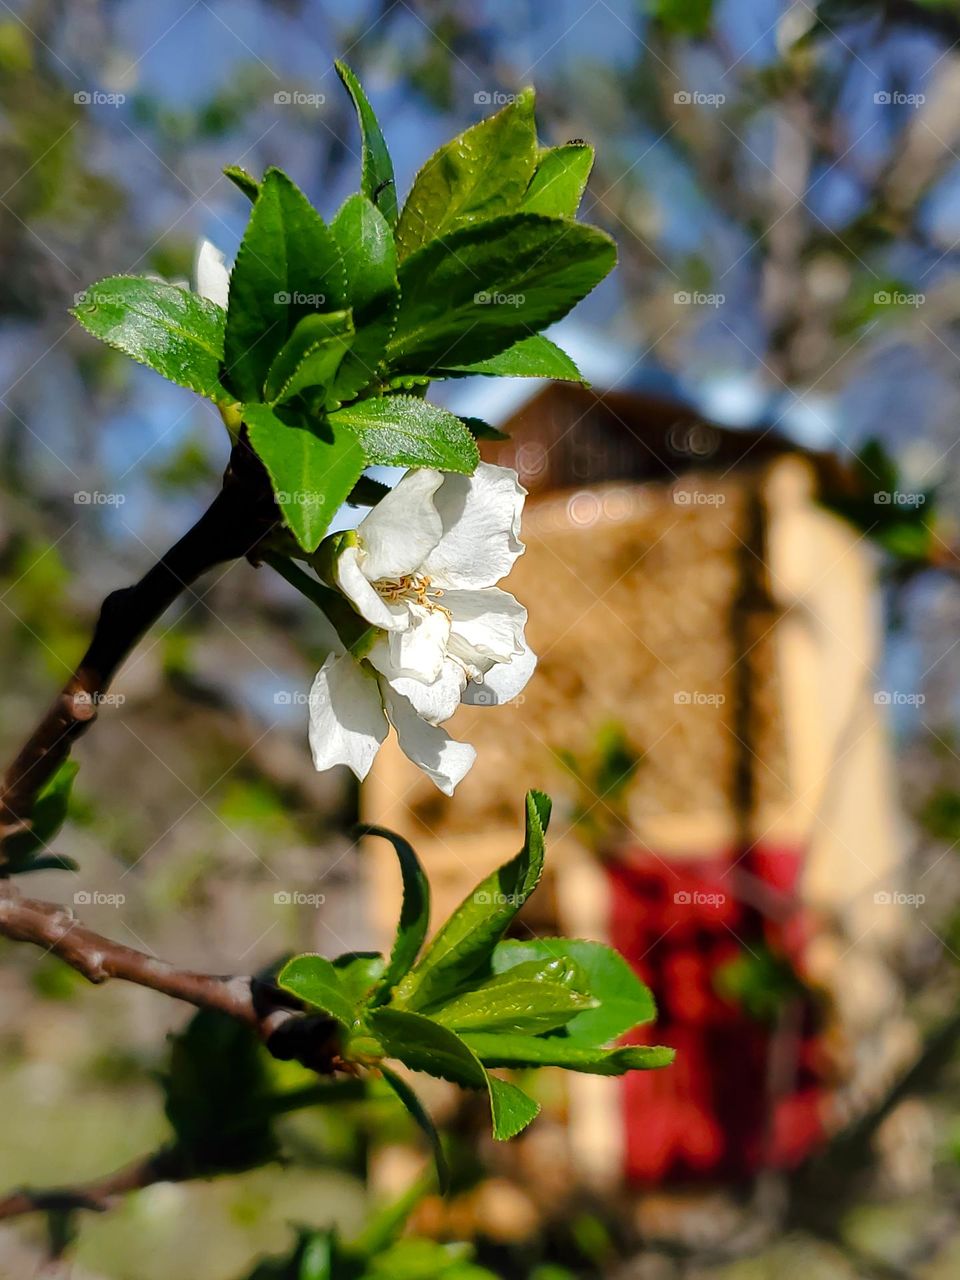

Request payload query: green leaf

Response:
[329,194,400,402]
[431,978,597,1035]
[333,952,386,1006]
[336,61,398,226]
[243,402,365,551]
[71,277,228,403]
[330,397,479,473]
[368,1008,540,1140]
[651,0,714,37]
[441,334,584,382]
[224,168,347,401]
[278,954,358,1027]
[4,760,79,871]
[388,214,616,372]
[395,792,551,1012]
[520,144,594,217]
[264,310,355,405]
[462,418,508,442]
[163,1009,278,1173]
[462,1034,676,1075]
[396,89,538,259]
[380,1064,449,1191]
[491,938,656,1047]
[359,827,431,1001]
[224,164,260,202]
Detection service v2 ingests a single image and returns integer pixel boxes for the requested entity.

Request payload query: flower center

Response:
[373,572,450,618]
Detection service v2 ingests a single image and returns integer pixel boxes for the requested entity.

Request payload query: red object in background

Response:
[607,847,825,1183]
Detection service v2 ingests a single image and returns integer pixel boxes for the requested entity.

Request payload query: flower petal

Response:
[356,468,444,581]
[381,681,476,795]
[421,462,525,590]
[387,601,451,682]
[462,642,537,707]
[445,587,527,667]
[308,653,388,781]
[194,238,231,308]
[335,543,407,631]
[367,639,466,723]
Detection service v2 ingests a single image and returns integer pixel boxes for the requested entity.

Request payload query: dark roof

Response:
[481,382,843,497]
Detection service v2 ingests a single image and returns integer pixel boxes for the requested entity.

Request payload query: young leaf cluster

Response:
[276,792,673,1187]
[71,65,615,553]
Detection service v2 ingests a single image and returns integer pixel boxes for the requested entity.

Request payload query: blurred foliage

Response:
[554,722,641,851]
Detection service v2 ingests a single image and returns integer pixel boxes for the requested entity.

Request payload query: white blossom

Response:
[308,463,535,794]
[194,238,231,308]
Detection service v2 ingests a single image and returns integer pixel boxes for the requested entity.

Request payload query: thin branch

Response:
[0,1151,181,1220]
[0,882,343,1073]
[0,439,279,852]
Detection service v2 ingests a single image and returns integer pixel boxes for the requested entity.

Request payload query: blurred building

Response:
[363,381,914,1190]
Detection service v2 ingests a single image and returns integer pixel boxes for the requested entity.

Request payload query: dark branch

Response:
[0,882,344,1074]
[0,440,279,853]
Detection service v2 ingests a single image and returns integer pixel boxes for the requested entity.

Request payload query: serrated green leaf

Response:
[224,164,260,202]
[336,61,398,226]
[442,334,584,382]
[359,827,430,1001]
[368,1008,540,1140]
[461,417,509,442]
[243,402,365,551]
[224,168,347,401]
[431,978,597,1035]
[462,1034,675,1074]
[380,1064,449,1191]
[388,214,616,372]
[329,194,400,402]
[396,90,538,259]
[520,144,594,217]
[395,792,551,1012]
[348,474,391,506]
[333,952,386,1006]
[330,397,479,473]
[264,310,355,405]
[278,954,358,1027]
[4,759,79,871]
[72,277,228,402]
[491,938,656,1047]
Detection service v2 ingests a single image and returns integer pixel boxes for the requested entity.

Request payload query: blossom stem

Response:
[0,441,278,857]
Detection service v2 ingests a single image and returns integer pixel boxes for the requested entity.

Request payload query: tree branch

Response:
[0,440,279,853]
[0,882,344,1073]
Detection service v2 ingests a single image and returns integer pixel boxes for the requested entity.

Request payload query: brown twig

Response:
[0,1151,182,1221]
[0,440,279,853]
[0,882,342,1073]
